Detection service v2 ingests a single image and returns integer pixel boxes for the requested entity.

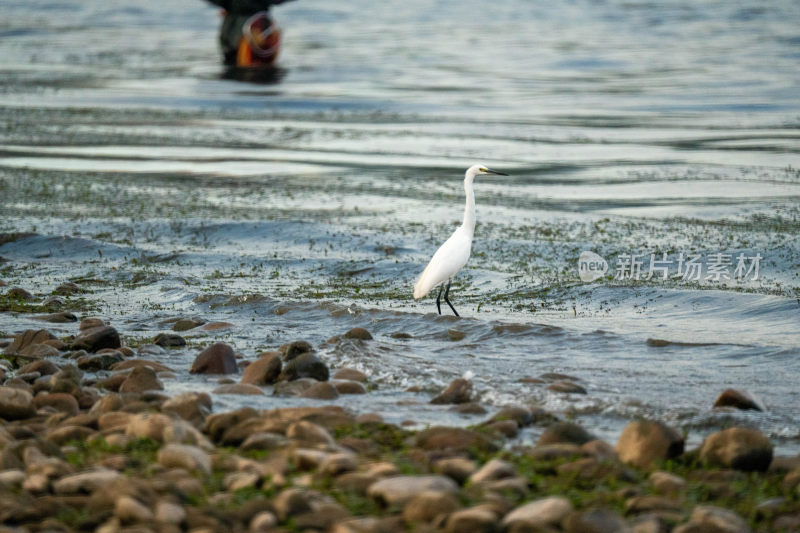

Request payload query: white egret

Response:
[413,164,508,316]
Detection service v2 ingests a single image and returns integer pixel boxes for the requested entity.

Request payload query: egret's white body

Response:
[413,164,507,315]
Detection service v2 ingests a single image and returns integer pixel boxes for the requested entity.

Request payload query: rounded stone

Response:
[214,383,264,395]
[119,365,164,393]
[615,420,684,469]
[445,507,497,533]
[153,332,187,348]
[368,475,459,507]
[34,392,80,416]
[241,352,282,385]
[157,444,211,475]
[430,378,473,405]
[332,380,367,394]
[190,343,238,374]
[547,380,588,394]
[0,387,36,420]
[333,368,368,382]
[71,325,121,352]
[538,421,596,446]
[502,496,574,529]
[713,389,765,411]
[343,327,373,340]
[699,427,773,472]
[300,381,340,400]
[402,490,460,523]
[278,352,329,382]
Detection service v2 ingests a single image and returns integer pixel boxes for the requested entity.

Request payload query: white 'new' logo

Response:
[578,251,608,282]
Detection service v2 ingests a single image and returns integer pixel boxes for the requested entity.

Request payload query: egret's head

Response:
[466,164,508,181]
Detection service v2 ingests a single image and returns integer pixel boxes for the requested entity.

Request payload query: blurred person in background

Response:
[205,0,294,67]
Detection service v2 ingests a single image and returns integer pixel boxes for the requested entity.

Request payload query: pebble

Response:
[502,496,574,529]
[53,469,122,494]
[286,420,335,446]
[0,387,36,420]
[115,495,155,523]
[157,444,211,475]
[650,471,687,494]
[434,457,478,484]
[469,458,517,484]
[445,507,497,533]
[156,501,187,524]
[402,490,459,523]
[367,475,459,507]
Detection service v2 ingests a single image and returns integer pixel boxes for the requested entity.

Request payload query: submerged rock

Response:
[119,366,164,393]
[333,367,368,382]
[153,332,186,348]
[713,389,765,411]
[279,340,314,360]
[172,317,206,331]
[241,352,282,385]
[33,311,78,323]
[190,342,238,374]
[300,381,340,400]
[3,329,56,355]
[278,352,329,382]
[430,378,473,405]
[343,327,373,340]
[72,325,121,352]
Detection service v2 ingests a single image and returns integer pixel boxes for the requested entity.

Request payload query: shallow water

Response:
[1,0,799,452]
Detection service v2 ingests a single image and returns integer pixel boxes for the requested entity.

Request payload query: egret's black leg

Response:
[444,279,459,317]
[436,285,443,315]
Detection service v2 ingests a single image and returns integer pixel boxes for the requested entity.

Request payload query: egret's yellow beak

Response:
[480,167,508,176]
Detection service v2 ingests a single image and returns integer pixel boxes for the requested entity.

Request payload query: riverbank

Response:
[1,318,799,533]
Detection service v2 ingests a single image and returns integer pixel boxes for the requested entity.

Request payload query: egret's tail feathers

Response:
[413,264,436,299]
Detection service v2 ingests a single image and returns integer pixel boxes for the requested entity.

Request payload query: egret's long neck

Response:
[462,176,476,236]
